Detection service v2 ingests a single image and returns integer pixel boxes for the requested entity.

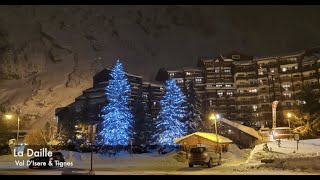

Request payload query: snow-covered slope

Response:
[1,5,320,129]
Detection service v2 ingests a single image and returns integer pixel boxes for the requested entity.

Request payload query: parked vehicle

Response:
[29,152,65,169]
[272,127,293,140]
[188,146,221,168]
[259,128,274,142]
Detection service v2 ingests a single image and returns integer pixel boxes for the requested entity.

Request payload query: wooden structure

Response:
[218,118,262,148]
[174,132,233,152]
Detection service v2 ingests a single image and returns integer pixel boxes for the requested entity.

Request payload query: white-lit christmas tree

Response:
[99,59,133,146]
[155,79,187,146]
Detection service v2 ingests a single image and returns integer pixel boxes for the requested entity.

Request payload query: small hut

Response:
[174,132,233,153]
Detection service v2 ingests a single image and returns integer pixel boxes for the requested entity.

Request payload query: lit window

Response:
[225,84,231,87]
[225,69,231,73]
[217,92,223,97]
[282,67,287,72]
[249,89,257,93]
[258,71,264,75]
[153,102,157,106]
[252,105,257,111]
[169,73,175,77]
[227,92,233,96]
[186,72,191,75]
[215,70,220,73]
[195,78,202,83]
[271,69,275,73]
[143,94,148,99]
[176,79,184,84]
[216,84,222,87]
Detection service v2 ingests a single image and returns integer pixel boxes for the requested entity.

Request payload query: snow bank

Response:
[245,138,320,170]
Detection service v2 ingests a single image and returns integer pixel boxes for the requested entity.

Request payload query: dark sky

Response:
[1,5,320,82]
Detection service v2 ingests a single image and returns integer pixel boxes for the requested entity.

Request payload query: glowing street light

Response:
[4,114,13,120]
[4,113,21,144]
[287,113,292,128]
[209,113,221,156]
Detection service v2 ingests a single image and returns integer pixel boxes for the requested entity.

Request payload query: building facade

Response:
[55,68,164,141]
[156,48,320,128]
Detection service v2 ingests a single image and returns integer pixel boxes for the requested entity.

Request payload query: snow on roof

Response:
[254,50,305,60]
[174,132,233,145]
[219,118,262,140]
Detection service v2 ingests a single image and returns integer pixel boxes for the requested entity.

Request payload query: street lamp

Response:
[287,113,292,128]
[4,113,20,144]
[210,113,221,156]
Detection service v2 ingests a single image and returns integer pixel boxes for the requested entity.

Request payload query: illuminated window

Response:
[227,92,233,96]
[225,69,231,73]
[176,79,184,84]
[186,72,191,75]
[169,73,175,77]
[195,78,202,83]
[216,84,222,87]
[282,67,287,72]
[153,102,157,106]
[271,69,275,73]
[252,105,258,111]
[225,84,231,87]
[217,92,223,97]
[215,69,220,73]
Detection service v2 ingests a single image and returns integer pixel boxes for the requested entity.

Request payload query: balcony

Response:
[302,74,319,80]
[258,63,278,68]
[258,99,270,104]
[280,69,300,74]
[237,100,258,105]
[237,83,258,88]
[236,75,257,80]
[280,77,293,82]
[302,65,316,71]
[237,109,254,113]
[311,84,320,89]
[236,67,256,72]
[259,107,272,112]
[236,92,258,97]
[258,89,270,94]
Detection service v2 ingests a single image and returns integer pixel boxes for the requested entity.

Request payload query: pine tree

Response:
[132,89,154,150]
[185,81,204,134]
[132,89,148,146]
[155,79,187,146]
[99,59,133,146]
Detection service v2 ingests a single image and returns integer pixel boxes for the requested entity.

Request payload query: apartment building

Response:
[156,48,320,127]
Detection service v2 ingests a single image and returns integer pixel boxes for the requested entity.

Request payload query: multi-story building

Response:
[156,48,320,128]
[55,68,164,140]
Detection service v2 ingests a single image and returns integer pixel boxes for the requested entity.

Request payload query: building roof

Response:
[174,132,233,145]
[254,50,305,61]
[219,118,262,140]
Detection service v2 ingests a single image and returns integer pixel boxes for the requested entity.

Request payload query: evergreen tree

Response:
[155,79,187,146]
[99,59,133,146]
[185,81,204,134]
[132,89,154,149]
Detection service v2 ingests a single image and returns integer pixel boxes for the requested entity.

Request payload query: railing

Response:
[237,100,258,105]
[302,74,319,80]
[237,83,258,88]
[302,65,316,71]
[236,92,258,97]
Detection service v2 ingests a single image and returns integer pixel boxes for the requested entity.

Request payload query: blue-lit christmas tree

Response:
[155,79,187,146]
[99,59,133,146]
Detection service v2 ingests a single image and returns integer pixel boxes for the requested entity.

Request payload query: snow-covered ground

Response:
[1,141,320,174]
[245,138,320,171]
